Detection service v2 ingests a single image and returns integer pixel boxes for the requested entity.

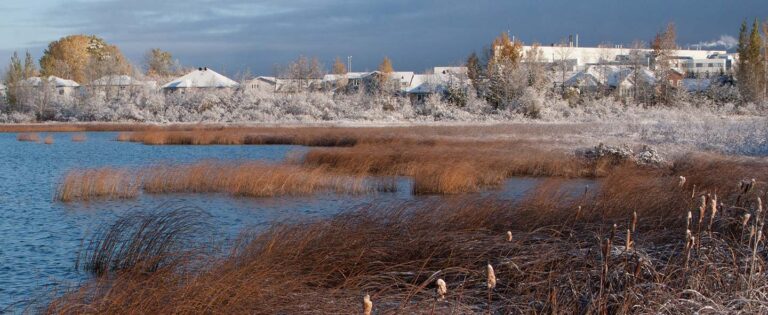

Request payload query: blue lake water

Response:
[0,132,596,311]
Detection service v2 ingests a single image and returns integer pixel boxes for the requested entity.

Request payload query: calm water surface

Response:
[0,132,595,311]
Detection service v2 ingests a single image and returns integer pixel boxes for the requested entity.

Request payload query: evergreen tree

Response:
[466,52,483,96]
[3,52,24,107]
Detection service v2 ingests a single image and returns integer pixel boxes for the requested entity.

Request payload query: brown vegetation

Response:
[44,135,54,145]
[17,133,40,142]
[71,133,87,142]
[45,155,768,313]
[56,161,390,202]
[56,168,141,202]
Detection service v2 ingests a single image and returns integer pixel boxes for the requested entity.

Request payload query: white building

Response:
[245,76,277,93]
[0,82,6,97]
[91,75,156,89]
[675,58,728,77]
[22,76,81,96]
[162,67,239,91]
[521,45,726,70]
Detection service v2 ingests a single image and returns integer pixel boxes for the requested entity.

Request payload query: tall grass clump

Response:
[76,205,210,276]
[56,161,394,202]
[17,133,40,142]
[55,168,141,202]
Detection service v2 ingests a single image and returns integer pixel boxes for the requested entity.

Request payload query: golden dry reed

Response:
[56,161,385,202]
[71,133,87,142]
[17,133,40,142]
[44,135,54,145]
[56,168,140,202]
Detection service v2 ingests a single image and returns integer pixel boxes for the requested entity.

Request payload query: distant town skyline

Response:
[0,0,764,76]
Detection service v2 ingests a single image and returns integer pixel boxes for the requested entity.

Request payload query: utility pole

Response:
[347,56,352,73]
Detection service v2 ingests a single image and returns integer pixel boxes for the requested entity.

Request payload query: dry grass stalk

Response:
[17,133,40,142]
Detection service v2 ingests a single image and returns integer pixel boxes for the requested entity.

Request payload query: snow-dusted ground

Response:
[1,88,767,156]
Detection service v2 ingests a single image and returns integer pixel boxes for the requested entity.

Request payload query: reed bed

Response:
[302,140,598,194]
[71,133,87,142]
[17,133,40,142]
[56,168,141,202]
[45,157,768,313]
[56,161,390,202]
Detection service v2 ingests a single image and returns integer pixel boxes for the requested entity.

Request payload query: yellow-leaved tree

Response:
[39,35,131,83]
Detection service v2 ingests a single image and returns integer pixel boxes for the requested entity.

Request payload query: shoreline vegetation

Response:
[44,153,768,313]
[9,124,767,313]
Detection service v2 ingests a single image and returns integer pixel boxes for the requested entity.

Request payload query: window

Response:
[59,89,64,95]
[695,63,703,67]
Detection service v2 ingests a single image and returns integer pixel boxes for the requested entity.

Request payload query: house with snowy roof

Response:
[245,76,278,93]
[90,75,156,98]
[162,67,239,92]
[21,76,81,96]
[0,82,6,98]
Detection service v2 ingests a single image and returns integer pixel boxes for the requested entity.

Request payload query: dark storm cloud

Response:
[3,0,766,75]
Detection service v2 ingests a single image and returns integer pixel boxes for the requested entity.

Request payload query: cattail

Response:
[710,195,718,219]
[743,213,752,228]
[631,211,637,233]
[691,184,697,199]
[625,229,632,250]
[506,231,513,242]
[686,211,692,230]
[487,264,497,289]
[678,176,686,187]
[363,294,372,315]
[698,195,707,224]
[436,278,447,300]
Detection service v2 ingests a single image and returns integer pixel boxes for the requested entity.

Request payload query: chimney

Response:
[204,67,208,71]
[198,67,203,71]
[568,34,573,47]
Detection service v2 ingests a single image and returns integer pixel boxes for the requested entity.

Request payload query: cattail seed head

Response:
[631,211,637,233]
[363,294,372,315]
[506,231,512,242]
[436,278,447,300]
[743,213,752,228]
[487,264,497,289]
[625,229,632,250]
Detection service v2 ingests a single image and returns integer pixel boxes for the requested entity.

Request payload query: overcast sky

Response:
[0,0,764,76]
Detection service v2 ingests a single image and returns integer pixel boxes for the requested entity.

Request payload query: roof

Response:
[162,68,239,89]
[406,74,439,94]
[433,67,468,75]
[23,76,80,88]
[682,78,712,92]
[91,75,151,86]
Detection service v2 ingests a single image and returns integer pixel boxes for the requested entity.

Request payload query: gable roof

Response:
[23,76,80,88]
[162,68,239,89]
[91,75,152,87]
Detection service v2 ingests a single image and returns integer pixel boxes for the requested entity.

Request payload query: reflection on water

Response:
[0,132,597,310]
